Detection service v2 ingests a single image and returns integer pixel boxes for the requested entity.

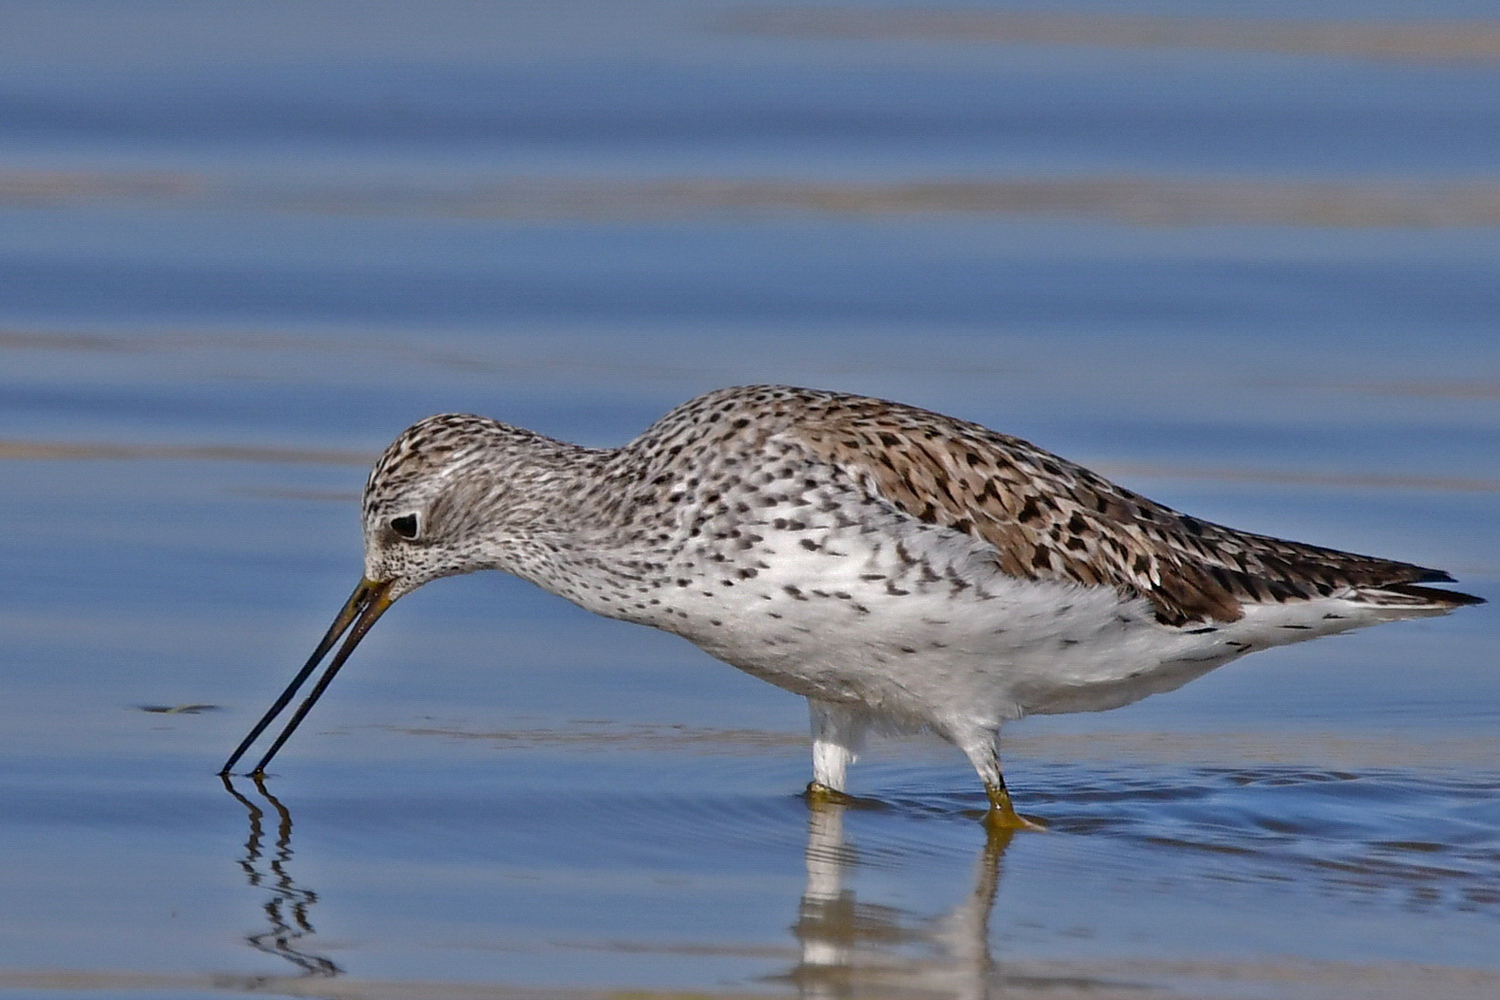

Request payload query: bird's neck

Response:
[490,441,680,622]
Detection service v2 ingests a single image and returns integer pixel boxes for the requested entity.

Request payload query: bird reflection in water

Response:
[791,800,1010,1000]
[220,775,340,978]
[216,774,1011,994]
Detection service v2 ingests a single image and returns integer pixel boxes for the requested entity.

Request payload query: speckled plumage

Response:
[232,386,1484,820]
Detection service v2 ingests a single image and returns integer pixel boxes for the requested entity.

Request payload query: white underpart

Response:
[560,495,1461,796]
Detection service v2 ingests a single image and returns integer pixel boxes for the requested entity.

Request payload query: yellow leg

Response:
[984,777,1047,832]
[804,781,856,806]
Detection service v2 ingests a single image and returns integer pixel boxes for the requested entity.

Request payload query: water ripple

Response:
[874,761,1500,916]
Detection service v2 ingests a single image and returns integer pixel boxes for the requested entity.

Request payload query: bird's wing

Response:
[783,395,1452,625]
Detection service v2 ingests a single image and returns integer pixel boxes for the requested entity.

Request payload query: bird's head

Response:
[358,412,528,601]
[221,412,584,777]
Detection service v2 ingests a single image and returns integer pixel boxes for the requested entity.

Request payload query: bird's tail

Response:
[1349,581,1485,618]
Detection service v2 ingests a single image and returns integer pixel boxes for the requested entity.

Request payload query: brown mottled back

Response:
[754,389,1456,625]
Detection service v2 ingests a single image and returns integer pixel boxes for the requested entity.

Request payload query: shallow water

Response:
[1,3,1498,998]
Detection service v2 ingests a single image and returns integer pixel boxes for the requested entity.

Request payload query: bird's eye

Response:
[390,514,420,539]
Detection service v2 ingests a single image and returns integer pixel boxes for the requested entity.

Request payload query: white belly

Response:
[650,538,1403,733]
[562,506,1407,737]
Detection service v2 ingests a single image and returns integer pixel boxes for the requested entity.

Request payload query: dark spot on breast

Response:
[799,539,819,551]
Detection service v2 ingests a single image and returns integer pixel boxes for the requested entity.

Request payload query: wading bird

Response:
[221,386,1483,829]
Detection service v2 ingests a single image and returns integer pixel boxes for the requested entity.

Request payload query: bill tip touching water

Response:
[220,386,1484,830]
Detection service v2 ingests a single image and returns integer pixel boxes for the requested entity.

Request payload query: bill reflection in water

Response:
[221,776,340,979]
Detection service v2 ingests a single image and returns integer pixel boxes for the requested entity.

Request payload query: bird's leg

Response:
[958,729,1047,832]
[806,700,866,804]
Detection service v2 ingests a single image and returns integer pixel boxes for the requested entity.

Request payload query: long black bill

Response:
[219,577,396,777]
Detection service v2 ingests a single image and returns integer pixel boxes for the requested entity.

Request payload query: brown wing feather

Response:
[780,391,1452,625]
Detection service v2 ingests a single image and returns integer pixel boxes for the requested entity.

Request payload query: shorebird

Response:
[221,386,1483,829]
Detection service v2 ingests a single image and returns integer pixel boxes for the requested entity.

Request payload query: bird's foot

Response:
[983,805,1048,832]
[984,782,1048,832]
[804,781,856,807]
